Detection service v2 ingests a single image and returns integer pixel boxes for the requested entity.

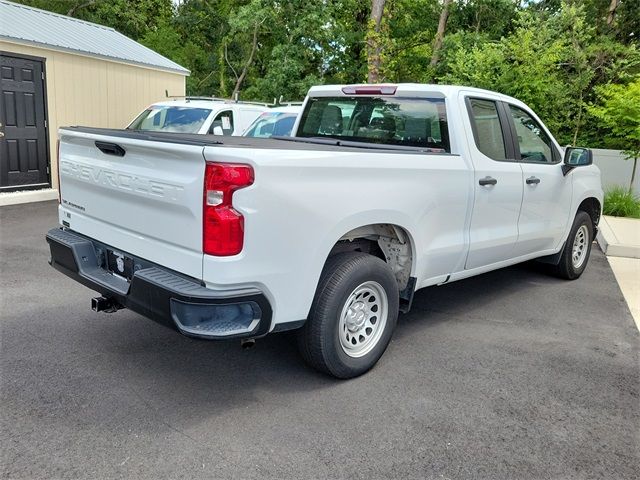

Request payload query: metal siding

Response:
[0,40,186,191]
[0,0,189,75]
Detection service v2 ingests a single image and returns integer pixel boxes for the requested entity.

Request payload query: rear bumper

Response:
[46,228,272,339]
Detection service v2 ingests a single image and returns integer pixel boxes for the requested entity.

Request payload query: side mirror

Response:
[562,147,592,175]
[212,125,224,136]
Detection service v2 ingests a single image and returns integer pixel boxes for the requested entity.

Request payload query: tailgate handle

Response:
[95,141,126,157]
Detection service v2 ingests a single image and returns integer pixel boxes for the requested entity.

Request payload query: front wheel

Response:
[550,211,594,280]
[297,252,399,379]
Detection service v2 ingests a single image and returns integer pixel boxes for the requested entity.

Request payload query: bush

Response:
[603,187,640,218]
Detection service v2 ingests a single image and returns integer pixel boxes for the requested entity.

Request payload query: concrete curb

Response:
[596,215,640,259]
[0,189,58,207]
[606,256,640,331]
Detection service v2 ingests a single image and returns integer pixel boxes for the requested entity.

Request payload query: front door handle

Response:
[526,176,541,185]
[479,176,497,186]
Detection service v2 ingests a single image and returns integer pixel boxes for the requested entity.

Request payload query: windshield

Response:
[128,106,212,133]
[244,112,298,137]
[297,96,449,152]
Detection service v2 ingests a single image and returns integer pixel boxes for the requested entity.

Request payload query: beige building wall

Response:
[0,40,186,189]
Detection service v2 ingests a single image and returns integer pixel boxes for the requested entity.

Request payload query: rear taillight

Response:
[56,139,61,204]
[203,162,254,256]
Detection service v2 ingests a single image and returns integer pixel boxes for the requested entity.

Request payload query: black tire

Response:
[297,252,399,379]
[550,211,594,280]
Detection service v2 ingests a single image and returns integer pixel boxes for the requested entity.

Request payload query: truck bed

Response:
[62,126,432,153]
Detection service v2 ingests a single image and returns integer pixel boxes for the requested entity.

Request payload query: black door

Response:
[0,52,49,191]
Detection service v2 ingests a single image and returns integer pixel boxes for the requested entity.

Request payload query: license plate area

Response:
[106,250,134,281]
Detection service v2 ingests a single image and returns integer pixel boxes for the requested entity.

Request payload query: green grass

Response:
[603,187,640,218]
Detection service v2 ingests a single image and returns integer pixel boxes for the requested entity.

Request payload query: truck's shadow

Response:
[69,257,572,421]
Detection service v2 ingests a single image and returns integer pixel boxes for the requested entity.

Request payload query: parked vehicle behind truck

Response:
[127,97,269,135]
[48,83,603,378]
[243,105,301,138]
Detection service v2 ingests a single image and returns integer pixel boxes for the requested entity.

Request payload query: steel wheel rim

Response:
[572,225,589,269]
[338,281,388,358]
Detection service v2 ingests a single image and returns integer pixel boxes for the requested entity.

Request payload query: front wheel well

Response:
[577,197,601,228]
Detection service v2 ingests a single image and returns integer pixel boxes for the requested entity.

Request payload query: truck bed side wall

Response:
[202,147,474,327]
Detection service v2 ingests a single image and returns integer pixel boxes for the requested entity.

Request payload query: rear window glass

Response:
[128,107,211,133]
[298,96,449,152]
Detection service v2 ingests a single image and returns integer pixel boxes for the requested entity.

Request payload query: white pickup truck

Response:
[47,84,603,378]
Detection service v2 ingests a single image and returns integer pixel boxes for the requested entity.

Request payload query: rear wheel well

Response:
[577,197,601,228]
[327,224,413,293]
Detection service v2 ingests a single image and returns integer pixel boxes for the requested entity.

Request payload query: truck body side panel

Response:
[201,146,473,326]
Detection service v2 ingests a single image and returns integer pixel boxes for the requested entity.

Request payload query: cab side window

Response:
[468,98,507,161]
[508,106,556,163]
[210,110,234,135]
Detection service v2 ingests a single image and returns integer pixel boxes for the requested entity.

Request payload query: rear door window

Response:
[298,96,450,152]
[467,98,507,161]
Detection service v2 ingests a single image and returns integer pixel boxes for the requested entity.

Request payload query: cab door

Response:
[463,95,524,270]
[504,104,572,255]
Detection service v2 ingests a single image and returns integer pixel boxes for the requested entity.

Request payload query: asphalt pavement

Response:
[1,201,639,480]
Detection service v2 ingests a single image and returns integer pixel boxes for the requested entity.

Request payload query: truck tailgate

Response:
[57,129,205,280]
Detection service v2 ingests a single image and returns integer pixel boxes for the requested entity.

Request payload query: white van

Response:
[127,98,270,136]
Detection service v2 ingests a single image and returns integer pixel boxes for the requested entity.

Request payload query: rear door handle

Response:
[479,176,497,186]
[526,176,541,185]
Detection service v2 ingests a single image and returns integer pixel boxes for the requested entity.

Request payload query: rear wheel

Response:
[550,211,594,280]
[297,252,399,379]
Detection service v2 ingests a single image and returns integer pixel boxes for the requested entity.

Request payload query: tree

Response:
[451,0,518,38]
[438,2,639,145]
[442,7,570,137]
[333,1,370,84]
[430,0,453,67]
[366,0,387,82]
[242,0,343,101]
[15,0,640,135]
[588,77,640,192]
[15,0,174,39]
[606,0,620,26]
[225,0,270,98]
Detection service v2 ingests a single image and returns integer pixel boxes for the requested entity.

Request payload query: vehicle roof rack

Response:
[273,95,304,106]
[164,90,272,107]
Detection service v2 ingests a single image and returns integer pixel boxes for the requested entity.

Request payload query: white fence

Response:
[592,149,639,193]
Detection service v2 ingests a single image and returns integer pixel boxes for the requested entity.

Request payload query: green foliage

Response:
[17,0,640,138]
[449,0,518,39]
[15,0,174,40]
[588,76,640,158]
[603,187,640,218]
[588,76,640,192]
[139,20,209,95]
[240,0,338,100]
[438,1,639,145]
[83,0,174,40]
[442,3,597,143]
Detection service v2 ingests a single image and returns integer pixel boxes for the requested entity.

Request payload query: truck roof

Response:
[307,83,523,105]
